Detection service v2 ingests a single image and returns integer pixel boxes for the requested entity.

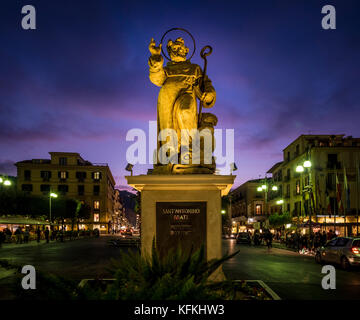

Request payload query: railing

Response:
[326,162,341,169]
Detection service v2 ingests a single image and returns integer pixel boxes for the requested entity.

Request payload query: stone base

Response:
[126,174,235,281]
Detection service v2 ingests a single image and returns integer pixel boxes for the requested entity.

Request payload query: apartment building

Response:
[267,134,360,236]
[15,152,116,233]
[229,178,272,233]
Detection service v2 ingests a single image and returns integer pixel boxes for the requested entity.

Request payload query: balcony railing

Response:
[327,162,341,169]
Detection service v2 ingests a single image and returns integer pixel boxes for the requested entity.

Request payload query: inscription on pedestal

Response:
[156,202,206,256]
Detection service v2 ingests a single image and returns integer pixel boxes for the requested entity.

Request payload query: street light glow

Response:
[272,185,278,191]
[276,199,284,205]
[303,160,312,168]
[3,180,11,186]
[296,165,304,173]
[0,177,3,183]
[257,186,263,192]
[221,210,226,214]
[50,192,58,198]
[261,185,267,190]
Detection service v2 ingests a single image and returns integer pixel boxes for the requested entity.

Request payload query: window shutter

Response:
[58,171,61,178]
[91,172,94,179]
[66,171,69,178]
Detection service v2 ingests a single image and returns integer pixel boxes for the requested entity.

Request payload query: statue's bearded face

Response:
[167,38,189,62]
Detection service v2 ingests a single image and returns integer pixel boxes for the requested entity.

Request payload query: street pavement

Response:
[1,236,359,300]
[222,239,360,300]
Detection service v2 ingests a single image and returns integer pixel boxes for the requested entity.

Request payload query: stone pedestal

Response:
[126,174,235,281]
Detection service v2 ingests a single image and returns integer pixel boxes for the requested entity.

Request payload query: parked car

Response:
[315,237,360,270]
[236,232,251,245]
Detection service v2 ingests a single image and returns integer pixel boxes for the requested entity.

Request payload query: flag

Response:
[336,172,344,215]
[316,175,322,212]
[343,166,350,214]
[325,188,332,217]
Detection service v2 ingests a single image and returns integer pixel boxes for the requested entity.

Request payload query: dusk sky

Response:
[1,0,359,190]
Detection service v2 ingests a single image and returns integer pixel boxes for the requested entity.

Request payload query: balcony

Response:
[327,162,341,170]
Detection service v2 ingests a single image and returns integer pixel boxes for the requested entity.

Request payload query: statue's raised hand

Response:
[149,38,162,56]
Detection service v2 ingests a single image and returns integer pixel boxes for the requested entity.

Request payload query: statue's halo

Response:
[160,27,196,61]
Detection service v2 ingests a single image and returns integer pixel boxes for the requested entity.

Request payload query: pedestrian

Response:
[44,227,50,243]
[321,231,327,246]
[265,230,272,250]
[15,227,22,244]
[36,227,41,243]
[0,230,5,248]
[24,228,30,244]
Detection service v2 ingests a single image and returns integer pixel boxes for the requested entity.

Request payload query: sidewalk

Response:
[272,241,316,256]
[0,235,98,250]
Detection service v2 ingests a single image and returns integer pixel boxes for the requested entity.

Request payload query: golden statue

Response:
[148,32,217,174]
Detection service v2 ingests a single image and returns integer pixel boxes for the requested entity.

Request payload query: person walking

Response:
[265,230,272,250]
[24,228,30,244]
[36,227,41,243]
[15,227,22,244]
[0,230,5,248]
[44,227,50,244]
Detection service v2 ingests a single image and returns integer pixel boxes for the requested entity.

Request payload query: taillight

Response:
[352,247,360,254]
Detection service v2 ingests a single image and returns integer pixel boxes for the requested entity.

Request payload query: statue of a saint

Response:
[148,36,217,174]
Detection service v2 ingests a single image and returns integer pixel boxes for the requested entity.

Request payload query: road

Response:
[222,239,360,300]
[1,237,360,300]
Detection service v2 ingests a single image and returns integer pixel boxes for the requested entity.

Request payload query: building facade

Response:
[229,178,272,234]
[267,134,360,236]
[15,152,116,233]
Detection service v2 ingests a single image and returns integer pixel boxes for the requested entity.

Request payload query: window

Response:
[78,185,84,196]
[58,171,68,180]
[304,176,309,187]
[94,213,99,222]
[295,144,299,156]
[59,157,67,165]
[40,184,50,193]
[93,185,100,195]
[93,172,101,180]
[24,170,31,181]
[287,203,290,212]
[336,238,350,247]
[286,184,290,197]
[94,201,100,210]
[41,171,51,181]
[22,184,33,192]
[76,171,86,181]
[255,204,262,215]
[296,180,300,195]
[58,185,69,194]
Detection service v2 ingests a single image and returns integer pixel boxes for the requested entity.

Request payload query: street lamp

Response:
[295,160,313,235]
[49,192,58,236]
[272,185,278,191]
[3,180,11,186]
[221,209,226,214]
[257,186,263,192]
[276,199,284,205]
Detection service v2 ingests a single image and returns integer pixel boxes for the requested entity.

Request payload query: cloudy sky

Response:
[0,0,359,189]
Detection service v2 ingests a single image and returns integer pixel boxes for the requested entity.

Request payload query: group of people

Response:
[0,226,52,246]
[249,229,273,249]
[284,229,337,252]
